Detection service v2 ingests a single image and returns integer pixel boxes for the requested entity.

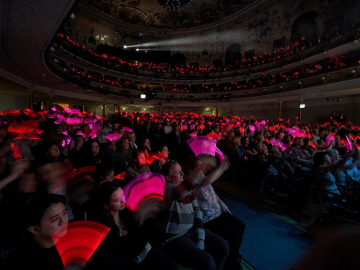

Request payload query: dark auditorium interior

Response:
[1,0,360,269]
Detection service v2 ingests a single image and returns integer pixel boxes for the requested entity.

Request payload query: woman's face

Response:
[106,188,126,212]
[47,145,60,158]
[245,138,250,145]
[137,153,146,165]
[91,142,100,155]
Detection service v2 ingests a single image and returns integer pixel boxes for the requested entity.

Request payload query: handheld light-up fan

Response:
[84,118,98,124]
[187,136,217,156]
[325,134,335,146]
[53,221,110,267]
[270,138,294,153]
[123,173,165,211]
[105,133,122,141]
[122,127,133,133]
[90,124,101,139]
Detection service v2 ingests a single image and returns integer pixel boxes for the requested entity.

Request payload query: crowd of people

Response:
[0,107,360,270]
[55,23,359,81]
[59,50,359,96]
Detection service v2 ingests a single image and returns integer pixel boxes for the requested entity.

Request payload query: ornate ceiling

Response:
[81,0,257,31]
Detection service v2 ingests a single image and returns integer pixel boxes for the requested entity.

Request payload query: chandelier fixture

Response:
[155,0,193,11]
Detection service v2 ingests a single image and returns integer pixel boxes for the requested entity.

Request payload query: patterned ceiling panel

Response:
[81,0,256,30]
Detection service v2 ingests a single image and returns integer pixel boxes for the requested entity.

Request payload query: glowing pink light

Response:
[187,136,217,156]
[84,118,97,124]
[215,147,224,163]
[270,138,294,153]
[90,124,101,139]
[122,127,133,133]
[77,133,87,138]
[62,137,71,148]
[53,221,110,267]
[249,125,255,131]
[122,173,165,211]
[106,133,122,141]
[345,135,353,151]
[189,132,197,138]
[325,134,335,146]
[62,130,68,136]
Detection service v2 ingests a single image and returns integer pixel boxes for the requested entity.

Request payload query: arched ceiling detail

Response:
[81,0,257,31]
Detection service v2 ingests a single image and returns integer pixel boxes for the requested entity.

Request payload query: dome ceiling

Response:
[81,0,257,31]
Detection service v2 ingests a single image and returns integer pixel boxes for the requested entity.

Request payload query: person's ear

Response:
[103,203,109,210]
[28,226,40,235]
[165,175,172,183]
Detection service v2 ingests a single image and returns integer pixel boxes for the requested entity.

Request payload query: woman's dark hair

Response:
[95,182,128,255]
[313,152,328,168]
[23,194,66,229]
[84,139,100,154]
[96,182,119,207]
[115,136,127,150]
[240,136,248,146]
[93,164,114,183]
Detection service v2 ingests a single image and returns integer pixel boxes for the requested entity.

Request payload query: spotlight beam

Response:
[126,29,246,49]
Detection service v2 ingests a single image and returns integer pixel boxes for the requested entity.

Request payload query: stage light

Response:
[136,48,139,51]
[123,45,127,49]
[299,104,305,108]
[141,94,146,99]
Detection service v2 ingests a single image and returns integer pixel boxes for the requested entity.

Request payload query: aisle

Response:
[214,187,313,270]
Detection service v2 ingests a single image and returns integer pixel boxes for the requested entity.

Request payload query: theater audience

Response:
[1,106,360,269]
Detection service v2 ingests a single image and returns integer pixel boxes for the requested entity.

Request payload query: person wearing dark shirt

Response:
[88,182,177,270]
[13,194,69,270]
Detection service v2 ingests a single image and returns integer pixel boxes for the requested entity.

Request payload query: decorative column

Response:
[298,100,303,123]
[278,101,282,118]
[102,103,106,117]
[49,91,54,110]
[27,89,34,110]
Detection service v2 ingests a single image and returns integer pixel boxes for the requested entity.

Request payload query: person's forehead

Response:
[111,188,123,199]
[171,163,181,172]
[43,203,65,219]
